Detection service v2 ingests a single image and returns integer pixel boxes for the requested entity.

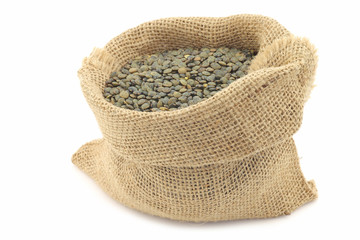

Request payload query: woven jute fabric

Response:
[72,14,318,222]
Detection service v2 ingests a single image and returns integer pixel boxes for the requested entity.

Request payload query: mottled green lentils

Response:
[103,47,256,112]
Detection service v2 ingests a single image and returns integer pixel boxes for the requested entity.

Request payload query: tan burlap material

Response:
[72,14,318,222]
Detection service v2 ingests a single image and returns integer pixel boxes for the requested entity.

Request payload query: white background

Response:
[1,0,359,239]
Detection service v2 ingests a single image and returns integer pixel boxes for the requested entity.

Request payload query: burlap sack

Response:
[72,14,318,222]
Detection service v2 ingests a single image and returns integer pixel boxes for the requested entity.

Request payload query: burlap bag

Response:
[72,14,318,222]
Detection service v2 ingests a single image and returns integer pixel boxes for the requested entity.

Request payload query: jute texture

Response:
[72,14,318,222]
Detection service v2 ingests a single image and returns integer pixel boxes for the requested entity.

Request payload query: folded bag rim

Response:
[76,15,317,167]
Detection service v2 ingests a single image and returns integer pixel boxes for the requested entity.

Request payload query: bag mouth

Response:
[79,14,294,116]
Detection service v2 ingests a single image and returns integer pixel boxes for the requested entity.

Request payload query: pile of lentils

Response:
[103,47,256,112]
